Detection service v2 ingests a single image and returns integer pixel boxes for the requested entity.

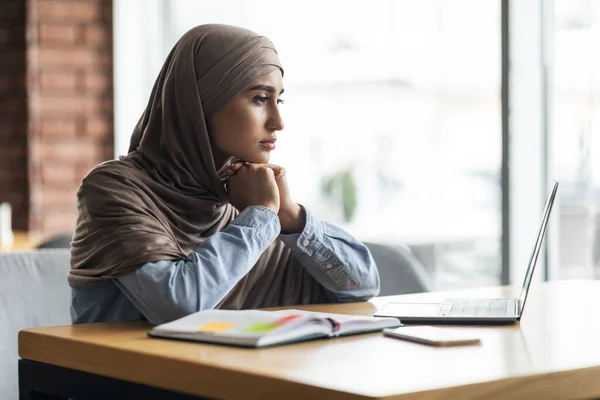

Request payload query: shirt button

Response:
[302,239,310,247]
[326,263,333,269]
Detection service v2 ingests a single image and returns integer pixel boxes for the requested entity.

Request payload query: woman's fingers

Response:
[229,161,244,171]
[220,161,245,182]
[221,161,282,183]
[247,163,284,175]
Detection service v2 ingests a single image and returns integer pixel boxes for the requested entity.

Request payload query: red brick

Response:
[99,51,111,67]
[81,25,108,46]
[79,153,106,170]
[41,186,77,207]
[80,71,110,92]
[40,139,100,164]
[39,71,78,92]
[37,47,99,69]
[41,163,76,185]
[83,117,110,138]
[38,23,79,45]
[38,95,104,115]
[40,208,77,233]
[36,1,99,23]
[39,119,78,138]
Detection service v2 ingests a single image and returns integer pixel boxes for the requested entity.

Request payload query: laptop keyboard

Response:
[438,299,514,317]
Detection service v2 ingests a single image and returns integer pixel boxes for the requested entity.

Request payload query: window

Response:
[116,1,503,291]
[552,0,600,279]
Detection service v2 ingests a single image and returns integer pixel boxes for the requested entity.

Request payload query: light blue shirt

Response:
[71,206,380,325]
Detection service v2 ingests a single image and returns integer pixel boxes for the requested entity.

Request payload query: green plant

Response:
[321,168,357,222]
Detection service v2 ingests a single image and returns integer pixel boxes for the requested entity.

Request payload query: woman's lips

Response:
[259,139,277,150]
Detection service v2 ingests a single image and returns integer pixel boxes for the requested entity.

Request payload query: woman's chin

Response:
[245,152,271,164]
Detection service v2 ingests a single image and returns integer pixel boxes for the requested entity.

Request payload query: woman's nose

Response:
[267,105,284,131]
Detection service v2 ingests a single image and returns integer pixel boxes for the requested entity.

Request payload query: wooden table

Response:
[18,280,600,400]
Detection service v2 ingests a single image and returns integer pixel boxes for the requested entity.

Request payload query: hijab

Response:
[68,24,327,309]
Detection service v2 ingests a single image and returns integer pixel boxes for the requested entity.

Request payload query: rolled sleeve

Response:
[280,205,379,301]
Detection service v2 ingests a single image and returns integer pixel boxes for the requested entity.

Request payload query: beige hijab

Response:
[69,24,327,309]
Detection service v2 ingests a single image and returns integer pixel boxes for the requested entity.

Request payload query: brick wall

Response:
[0,0,113,234]
[0,1,29,230]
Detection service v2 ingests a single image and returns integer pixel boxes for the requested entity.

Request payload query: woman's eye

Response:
[254,95,285,106]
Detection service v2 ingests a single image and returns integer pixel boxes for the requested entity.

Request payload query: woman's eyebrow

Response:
[248,85,285,95]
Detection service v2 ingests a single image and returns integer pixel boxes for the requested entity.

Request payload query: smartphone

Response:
[383,326,481,347]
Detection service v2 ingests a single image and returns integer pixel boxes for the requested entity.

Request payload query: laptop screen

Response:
[518,181,559,315]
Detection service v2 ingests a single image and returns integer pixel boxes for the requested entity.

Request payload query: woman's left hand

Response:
[229,162,305,233]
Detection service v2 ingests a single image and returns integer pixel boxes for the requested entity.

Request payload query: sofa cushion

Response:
[0,249,71,400]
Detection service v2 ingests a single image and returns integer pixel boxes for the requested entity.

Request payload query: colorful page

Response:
[271,310,402,336]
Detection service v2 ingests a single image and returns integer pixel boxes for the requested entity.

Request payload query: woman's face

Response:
[207,70,285,165]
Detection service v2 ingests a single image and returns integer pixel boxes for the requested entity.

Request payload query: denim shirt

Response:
[71,206,380,325]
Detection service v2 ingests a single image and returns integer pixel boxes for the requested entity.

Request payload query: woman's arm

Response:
[279,206,380,302]
[114,206,280,325]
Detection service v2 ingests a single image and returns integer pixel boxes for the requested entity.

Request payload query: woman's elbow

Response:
[360,256,381,298]
[358,273,380,300]
[368,272,381,298]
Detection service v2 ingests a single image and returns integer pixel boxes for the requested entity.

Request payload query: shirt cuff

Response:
[231,205,281,246]
[279,205,323,256]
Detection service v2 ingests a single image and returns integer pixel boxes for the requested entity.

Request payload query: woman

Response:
[69,24,379,325]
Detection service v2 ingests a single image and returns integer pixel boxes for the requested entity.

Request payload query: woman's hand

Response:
[260,163,305,233]
[227,163,280,214]
[228,162,304,233]
[220,160,244,182]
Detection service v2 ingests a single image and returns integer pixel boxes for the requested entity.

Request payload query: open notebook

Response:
[148,309,402,348]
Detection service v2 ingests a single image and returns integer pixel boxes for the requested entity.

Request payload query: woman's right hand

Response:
[227,163,280,213]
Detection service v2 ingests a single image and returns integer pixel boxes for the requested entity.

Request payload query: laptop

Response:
[374,181,559,324]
